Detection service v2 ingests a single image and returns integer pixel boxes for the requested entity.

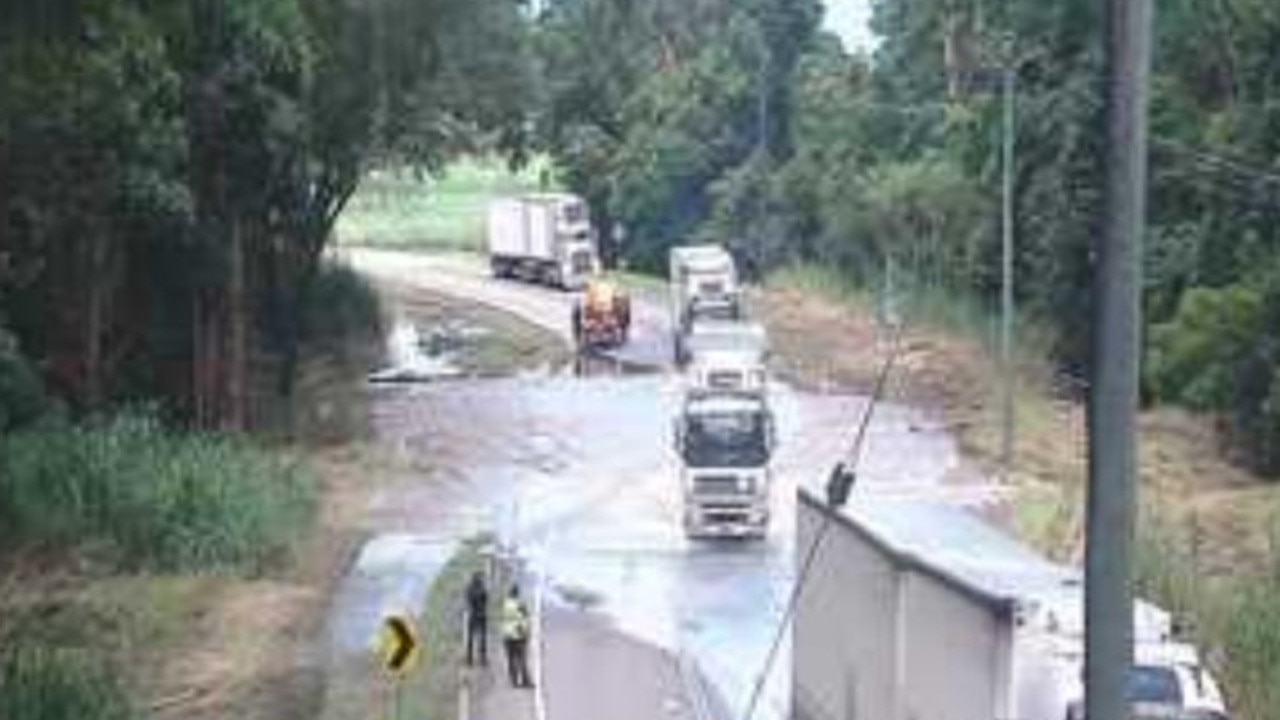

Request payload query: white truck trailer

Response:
[793,492,1231,720]
[668,245,743,365]
[683,320,769,393]
[487,193,598,289]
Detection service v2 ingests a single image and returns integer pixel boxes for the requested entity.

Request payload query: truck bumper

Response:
[684,504,769,539]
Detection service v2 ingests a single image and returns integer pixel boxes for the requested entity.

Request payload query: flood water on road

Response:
[349,371,972,719]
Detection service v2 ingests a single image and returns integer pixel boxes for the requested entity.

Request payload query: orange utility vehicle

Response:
[572,277,631,349]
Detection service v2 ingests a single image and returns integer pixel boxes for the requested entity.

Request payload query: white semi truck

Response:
[674,389,775,539]
[794,493,1232,720]
[673,329,774,539]
[668,245,743,365]
[487,193,598,289]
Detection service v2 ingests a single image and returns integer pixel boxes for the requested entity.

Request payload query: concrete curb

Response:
[532,571,548,720]
[677,650,718,720]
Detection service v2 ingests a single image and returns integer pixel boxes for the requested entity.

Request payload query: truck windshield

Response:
[1128,665,1183,705]
[683,410,769,468]
[561,201,587,224]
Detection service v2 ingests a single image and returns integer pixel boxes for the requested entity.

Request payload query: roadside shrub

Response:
[0,643,132,720]
[0,413,315,572]
[0,322,47,431]
[301,262,383,346]
[1147,284,1264,412]
[1148,280,1280,475]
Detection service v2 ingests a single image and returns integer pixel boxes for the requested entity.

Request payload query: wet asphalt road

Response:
[333,248,1004,719]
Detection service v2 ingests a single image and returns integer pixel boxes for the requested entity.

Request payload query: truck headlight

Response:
[737,476,755,493]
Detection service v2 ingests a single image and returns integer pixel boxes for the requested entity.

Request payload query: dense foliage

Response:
[0,0,531,430]
[535,0,1280,474]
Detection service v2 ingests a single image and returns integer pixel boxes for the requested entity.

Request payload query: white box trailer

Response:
[487,193,598,289]
[793,492,1229,720]
[668,245,742,364]
[683,320,769,396]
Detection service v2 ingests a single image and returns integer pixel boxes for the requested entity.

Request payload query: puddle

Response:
[368,315,503,383]
[326,534,457,656]
[368,318,463,383]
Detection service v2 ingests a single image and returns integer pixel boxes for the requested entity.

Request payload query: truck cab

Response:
[1017,592,1231,720]
[547,194,598,288]
[673,391,776,539]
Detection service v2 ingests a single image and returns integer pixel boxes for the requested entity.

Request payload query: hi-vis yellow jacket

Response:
[501,596,530,640]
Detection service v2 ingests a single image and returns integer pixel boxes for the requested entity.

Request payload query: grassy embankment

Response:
[0,415,317,719]
[337,157,551,253]
[761,263,1280,720]
[0,262,381,719]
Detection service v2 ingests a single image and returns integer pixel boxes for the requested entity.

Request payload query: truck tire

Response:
[490,257,506,279]
[571,304,583,348]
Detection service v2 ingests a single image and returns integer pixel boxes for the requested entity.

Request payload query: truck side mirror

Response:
[672,418,684,450]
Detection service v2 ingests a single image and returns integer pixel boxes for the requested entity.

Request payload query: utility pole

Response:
[757,29,769,160]
[1087,2,1151,720]
[999,32,1016,482]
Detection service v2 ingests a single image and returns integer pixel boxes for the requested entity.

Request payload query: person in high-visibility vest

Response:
[501,584,533,688]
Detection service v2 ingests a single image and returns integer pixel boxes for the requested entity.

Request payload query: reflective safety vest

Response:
[502,596,530,640]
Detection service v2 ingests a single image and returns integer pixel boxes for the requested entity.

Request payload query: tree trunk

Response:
[226,217,247,431]
[83,233,109,410]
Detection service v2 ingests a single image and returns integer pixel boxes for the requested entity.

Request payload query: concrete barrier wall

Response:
[793,492,1011,720]
[794,493,899,720]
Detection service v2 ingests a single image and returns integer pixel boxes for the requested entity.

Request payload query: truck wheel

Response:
[571,305,584,350]
[490,258,504,279]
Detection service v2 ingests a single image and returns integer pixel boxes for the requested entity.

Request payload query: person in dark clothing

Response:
[464,571,488,666]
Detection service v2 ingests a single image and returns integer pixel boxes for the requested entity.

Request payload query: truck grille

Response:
[571,251,594,273]
[706,510,749,525]
[694,475,739,495]
[707,370,744,390]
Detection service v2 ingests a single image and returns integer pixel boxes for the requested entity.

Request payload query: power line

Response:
[739,328,904,720]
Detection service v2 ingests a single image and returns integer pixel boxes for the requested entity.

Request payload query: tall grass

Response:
[1135,502,1280,720]
[0,643,133,720]
[769,262,994,340]
[0,413,315,572]
[768,261,1060,382]
[336,156,551,252]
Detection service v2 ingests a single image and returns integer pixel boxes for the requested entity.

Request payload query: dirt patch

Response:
[757,278,1280,573]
